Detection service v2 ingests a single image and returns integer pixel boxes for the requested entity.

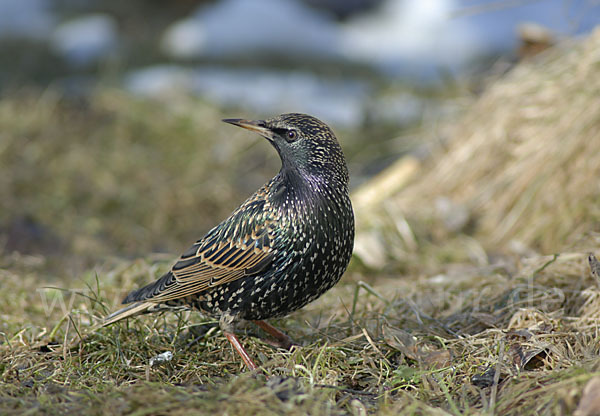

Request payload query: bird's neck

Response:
[274,167,346,211]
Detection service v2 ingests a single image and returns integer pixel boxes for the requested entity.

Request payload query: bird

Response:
[103,113,354,370]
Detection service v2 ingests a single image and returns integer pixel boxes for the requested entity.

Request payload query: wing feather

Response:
[130,185,280,304]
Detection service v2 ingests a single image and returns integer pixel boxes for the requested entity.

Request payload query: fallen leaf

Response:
[521,347,550,370]
[509,342,551,371]
[383,325,419,360]
[383,325,452,369]
[420,349,451,369]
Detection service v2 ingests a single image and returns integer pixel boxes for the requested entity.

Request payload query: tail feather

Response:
[122,271,175,304]
[103,271,179,327]
[102,301,156,326]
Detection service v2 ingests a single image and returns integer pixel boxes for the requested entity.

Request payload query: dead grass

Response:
[354,27,600,269]
[3,28,600,416]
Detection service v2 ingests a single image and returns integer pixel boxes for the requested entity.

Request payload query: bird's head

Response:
[223,113,349,186]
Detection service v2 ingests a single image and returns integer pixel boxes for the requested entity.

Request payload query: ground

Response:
[2,248,600,415]
[2,30,600,414]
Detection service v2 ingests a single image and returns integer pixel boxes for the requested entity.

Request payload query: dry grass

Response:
[3,28,600,416]
[354,28,600,269]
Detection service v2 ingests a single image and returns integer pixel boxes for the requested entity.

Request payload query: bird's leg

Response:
[223,331,258,370]
[220,313,258,370]
[252,320,295,350]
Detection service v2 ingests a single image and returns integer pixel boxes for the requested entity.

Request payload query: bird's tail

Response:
[102,301,157,326]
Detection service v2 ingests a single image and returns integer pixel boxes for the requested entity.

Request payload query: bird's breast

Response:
[271,180,354,279]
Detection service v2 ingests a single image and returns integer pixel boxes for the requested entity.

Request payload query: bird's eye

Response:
[286,130,297,142]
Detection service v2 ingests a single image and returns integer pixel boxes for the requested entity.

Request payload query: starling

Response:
[103,113,354,370]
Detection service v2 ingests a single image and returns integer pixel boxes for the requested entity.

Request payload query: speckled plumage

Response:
[103,113,354,369]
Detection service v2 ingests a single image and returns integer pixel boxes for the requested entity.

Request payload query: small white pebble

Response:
[149,351,173,367]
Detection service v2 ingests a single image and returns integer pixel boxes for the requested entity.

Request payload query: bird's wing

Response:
[137,192,278,303]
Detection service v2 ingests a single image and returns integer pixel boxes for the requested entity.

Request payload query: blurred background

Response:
[1,0,599,279]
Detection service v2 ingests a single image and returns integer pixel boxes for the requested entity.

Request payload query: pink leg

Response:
[224,331,258,370]
[252,320,294,350]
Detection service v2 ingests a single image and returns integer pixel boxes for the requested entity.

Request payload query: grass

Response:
[354,28,600,265]
[3,29,600,415]
[2,250,600,414]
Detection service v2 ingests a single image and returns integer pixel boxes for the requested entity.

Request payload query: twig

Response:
[362,327,386,360]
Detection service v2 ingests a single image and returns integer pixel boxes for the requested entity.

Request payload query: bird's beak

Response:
[222,119,272,139]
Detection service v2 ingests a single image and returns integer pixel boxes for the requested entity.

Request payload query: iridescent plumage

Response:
[104,113,354,370]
